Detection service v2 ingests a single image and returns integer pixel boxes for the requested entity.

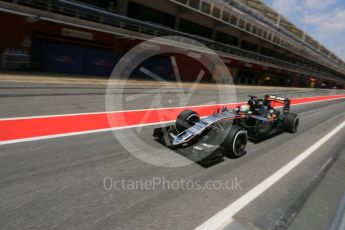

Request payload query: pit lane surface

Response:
[0,81,345,230]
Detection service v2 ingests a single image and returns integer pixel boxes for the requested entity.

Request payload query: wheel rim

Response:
[233,131,248,156]
[176,113,200,133]
[187,114,200,124]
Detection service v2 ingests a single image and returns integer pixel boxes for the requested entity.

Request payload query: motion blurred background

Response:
[0,0,345,88]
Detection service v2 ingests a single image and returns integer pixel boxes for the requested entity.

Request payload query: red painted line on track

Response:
[0,94,344,142]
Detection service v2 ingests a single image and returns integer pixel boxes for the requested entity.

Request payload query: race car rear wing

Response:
[265,95,291,115]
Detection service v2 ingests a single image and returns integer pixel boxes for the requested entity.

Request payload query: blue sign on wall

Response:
[132,56,173,80]
[41,40,118,76]
[85,47,118,76]
[42,42,85,75]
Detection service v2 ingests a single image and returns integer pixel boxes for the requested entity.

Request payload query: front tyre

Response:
[283,113,299,133]
[222,126,248,158]
[175,110,200,133]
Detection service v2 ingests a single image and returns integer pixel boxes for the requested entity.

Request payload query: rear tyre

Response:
[283,113,299,133]
[222,126,248,158]
[175,110,200,133]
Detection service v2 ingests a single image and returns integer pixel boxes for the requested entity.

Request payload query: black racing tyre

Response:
[175,110,200,133]
[222,126,248,158]
[283,113,299,133]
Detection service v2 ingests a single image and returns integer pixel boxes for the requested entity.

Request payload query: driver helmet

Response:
[240,105,250,113]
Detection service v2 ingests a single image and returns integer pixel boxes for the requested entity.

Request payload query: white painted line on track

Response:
[0,120,174,146]
[0,102,239,121]
[195,119,345,230]
[0,97,344,146]
[0,95,344,121]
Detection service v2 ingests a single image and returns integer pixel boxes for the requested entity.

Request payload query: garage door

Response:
[41,40,118,76]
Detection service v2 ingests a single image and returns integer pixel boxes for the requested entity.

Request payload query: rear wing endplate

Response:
[265,95,291,114]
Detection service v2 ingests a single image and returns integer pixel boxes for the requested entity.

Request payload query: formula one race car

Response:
[153,95,299,164]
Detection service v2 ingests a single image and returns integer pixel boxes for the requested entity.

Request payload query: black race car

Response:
[153,95,299,164]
